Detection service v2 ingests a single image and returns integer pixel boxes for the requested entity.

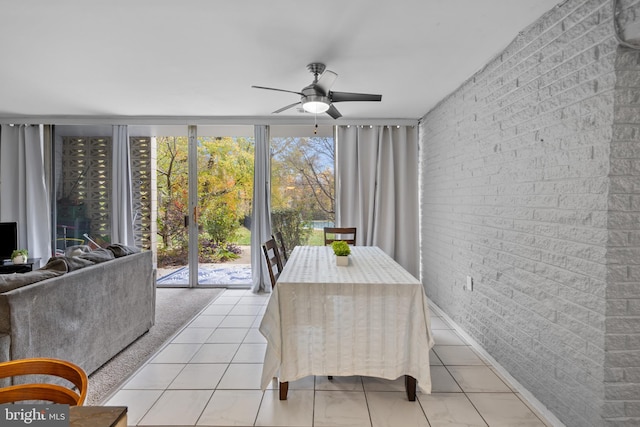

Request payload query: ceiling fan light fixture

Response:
[302,95,330,113]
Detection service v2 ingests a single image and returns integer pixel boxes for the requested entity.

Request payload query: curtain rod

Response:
[0,116,419,127]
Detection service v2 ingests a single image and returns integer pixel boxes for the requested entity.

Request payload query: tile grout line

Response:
[114,288,555,426]
[428,300,564,427]
[133,288,247,426]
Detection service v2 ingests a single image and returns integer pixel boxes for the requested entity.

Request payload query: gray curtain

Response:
[0,124,51,261]
[111,125,135,246]
[251,125,272,293]
[336,125,419,277]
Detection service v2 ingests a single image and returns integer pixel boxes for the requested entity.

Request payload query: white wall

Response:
[419,1,640,425]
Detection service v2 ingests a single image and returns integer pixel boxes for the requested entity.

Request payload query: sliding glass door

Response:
[155,127,190,286]
[155,125,254,288]
[192,126,254,288]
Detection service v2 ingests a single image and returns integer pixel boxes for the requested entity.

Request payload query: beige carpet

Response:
[86,287,225,405]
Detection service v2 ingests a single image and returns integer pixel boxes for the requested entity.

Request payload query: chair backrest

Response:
[262,238,284,289]
[0,357,88,405]
[324,227,357,246]
[273,231,288,264]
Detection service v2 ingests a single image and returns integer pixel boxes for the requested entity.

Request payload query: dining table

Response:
[259,245,434,400]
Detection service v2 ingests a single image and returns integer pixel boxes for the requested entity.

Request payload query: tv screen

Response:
[0,222,18,260]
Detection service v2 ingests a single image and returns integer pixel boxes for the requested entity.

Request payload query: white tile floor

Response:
[104,289,556,426]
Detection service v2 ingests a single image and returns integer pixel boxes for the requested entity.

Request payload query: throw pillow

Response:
[64,245,92,257]
[61,256,95,271]
[41,256,94,273]
[41,258,69,273]
[77,248,115,263]
[107,243,141,257]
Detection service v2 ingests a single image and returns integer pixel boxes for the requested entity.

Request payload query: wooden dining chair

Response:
[0,357,88,405]
[262,238,284,289]
[273,231,288,264]
[324,227,357,246]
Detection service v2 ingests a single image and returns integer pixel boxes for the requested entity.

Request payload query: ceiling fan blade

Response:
[273,101,301,114]
[252,85,303,96]
[315,70,338,95]
[330,91,382,103]
[326,104,342,119]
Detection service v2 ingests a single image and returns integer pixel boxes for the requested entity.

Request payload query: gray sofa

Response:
[0,248,155,381]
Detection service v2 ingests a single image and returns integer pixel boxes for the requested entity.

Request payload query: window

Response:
[271,132,335,248]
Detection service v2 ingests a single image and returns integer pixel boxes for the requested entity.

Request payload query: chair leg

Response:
[279,381,289,400]
[405,375,416,401]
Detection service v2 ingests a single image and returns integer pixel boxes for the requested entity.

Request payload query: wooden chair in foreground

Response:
[0,357,88,405]
[262,238,284,289]
[273,231,288,265]
[324,227,357,246]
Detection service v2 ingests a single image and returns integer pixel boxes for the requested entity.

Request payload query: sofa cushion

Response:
[77,248,115,263]
[0,269,65,293]
[40,258,69,273]
[107,244,141,257]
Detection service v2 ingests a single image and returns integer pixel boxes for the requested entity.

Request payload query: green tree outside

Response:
[156,136,254,266]
[270,136,334,249]
[156,134,334,267]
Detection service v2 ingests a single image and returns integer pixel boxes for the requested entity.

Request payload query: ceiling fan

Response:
[252,63,382,119]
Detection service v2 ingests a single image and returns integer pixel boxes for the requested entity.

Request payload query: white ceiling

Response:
[0,0,562,124]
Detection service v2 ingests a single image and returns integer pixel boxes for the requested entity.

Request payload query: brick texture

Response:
[419,1,640,426]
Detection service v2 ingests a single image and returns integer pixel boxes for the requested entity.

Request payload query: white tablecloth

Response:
[259,246,434,393]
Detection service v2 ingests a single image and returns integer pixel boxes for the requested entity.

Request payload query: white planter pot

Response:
[336,255,349,266]
[12,255,27,264]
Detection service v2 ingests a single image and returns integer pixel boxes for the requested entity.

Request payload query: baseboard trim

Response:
[428,301,566,427]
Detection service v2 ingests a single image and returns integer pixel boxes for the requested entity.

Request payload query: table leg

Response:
[405,375,416,401]
[279,381,289,400]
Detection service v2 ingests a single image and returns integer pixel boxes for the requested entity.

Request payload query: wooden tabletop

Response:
[70,406,127,427]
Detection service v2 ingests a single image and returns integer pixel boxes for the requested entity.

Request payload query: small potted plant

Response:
[11,249,28,264]
[331,240,351,266]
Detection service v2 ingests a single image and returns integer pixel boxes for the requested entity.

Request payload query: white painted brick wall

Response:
[606,38,640,423]
[419,0,640,425]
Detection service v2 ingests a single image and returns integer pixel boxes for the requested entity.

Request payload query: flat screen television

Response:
[0,222,18,261]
